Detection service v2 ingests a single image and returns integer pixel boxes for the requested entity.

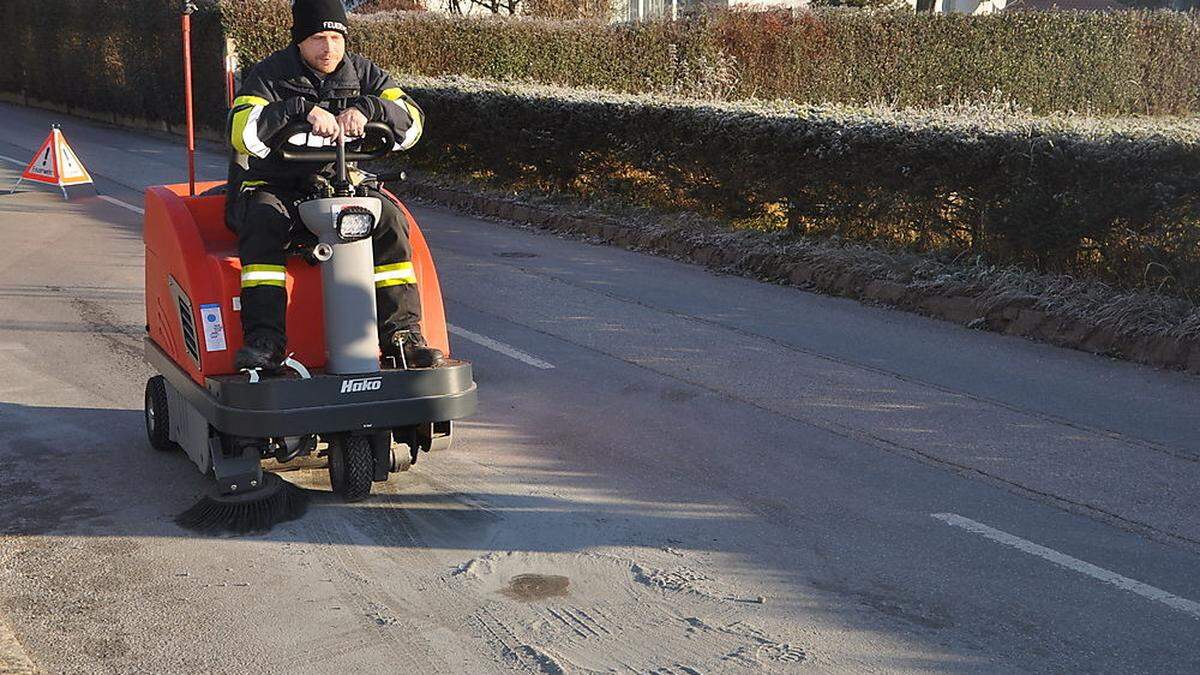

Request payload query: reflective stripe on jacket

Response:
[226,45,425,193]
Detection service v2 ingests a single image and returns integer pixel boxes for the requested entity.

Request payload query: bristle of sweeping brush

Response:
[176,473,309,535]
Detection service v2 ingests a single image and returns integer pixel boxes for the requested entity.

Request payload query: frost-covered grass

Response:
[409,169,1200,341]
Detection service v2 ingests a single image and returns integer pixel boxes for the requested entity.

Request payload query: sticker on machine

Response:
[200,303,228,352]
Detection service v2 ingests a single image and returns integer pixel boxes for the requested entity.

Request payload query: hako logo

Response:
[340,377,382,394]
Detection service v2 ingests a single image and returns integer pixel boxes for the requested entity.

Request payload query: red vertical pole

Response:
[182,3,197,197]
[226,61,235,109]
[225,42,236,109]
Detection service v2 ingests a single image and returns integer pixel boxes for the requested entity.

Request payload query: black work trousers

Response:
[226,186,421,348]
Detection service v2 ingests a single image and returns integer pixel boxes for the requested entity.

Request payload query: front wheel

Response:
[327,434,374,503]
[144,376,176,452]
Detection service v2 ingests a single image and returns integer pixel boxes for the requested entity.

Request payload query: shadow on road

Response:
[0,402,754,556]
[0,399,1005,668]
[0,396,1045,665]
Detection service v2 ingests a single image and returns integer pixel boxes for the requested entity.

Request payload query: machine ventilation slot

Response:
[168,275,202,370]
[178,297,199,364]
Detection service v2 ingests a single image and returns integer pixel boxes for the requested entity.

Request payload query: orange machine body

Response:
[144,181,449,386]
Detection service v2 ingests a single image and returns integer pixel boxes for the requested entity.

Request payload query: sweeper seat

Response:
[143,180,450,386]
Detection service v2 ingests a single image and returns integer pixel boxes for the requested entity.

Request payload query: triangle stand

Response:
[9,124,97,201]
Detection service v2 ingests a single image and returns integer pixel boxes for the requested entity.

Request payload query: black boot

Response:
[235,333,286,373]
[383,330,445,369]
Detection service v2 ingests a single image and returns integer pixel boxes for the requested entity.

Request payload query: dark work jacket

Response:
[225,45,424,197]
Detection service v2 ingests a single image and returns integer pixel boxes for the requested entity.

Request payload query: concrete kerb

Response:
[393,180,1200,376]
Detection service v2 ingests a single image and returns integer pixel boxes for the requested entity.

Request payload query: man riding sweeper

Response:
[142,0,475,531]
[228,0,442,373]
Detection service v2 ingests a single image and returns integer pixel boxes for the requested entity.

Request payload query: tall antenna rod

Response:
[182,1,198,197]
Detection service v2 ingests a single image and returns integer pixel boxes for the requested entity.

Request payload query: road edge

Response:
[2,97,1191,376]
[393,180,1200,378]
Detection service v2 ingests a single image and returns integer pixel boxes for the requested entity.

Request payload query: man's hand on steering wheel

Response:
[307,106,341,139]
[336,108,368,139]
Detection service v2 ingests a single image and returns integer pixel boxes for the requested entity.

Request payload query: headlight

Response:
[337,206,376,241]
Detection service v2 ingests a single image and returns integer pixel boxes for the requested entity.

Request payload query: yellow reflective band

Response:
[378,87,423,150]
[400,98,424,150]
[374,262,416,287]
[375,278,416,288]
[233,95,270,108]
[230,106,253,155]
[241,264,287,288]
[374,262,415,274]
[243,264,287,273]
[240,179,269,190]
[230,102,270,158]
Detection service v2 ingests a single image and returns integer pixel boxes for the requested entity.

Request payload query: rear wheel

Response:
[327,434,373,503]
[144,376,176,452]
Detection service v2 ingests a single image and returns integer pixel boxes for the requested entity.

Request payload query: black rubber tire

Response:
[144,375,175,452]
[328,434,374,503]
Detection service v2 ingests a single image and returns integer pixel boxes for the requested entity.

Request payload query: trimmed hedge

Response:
[522,0,612,20]
[5,3,1197,122]
[0,1,228,131]
[397,79,1200,296]
[1,2,1198,296]
[220,2,1200,116]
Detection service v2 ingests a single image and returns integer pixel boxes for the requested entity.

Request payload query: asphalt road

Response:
[1,101,1198,673]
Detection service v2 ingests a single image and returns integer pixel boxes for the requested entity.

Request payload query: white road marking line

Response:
[933,513,1200,619]
[0,154,26,167]
[98,195,144,214]
[448,324,555,370]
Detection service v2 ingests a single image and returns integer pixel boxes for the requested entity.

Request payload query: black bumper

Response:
[146,340,476,438]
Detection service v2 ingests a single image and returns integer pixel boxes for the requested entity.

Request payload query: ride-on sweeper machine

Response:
[142,115,476,530]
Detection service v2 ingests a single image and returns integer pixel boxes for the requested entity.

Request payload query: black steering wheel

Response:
[272,120,397,163]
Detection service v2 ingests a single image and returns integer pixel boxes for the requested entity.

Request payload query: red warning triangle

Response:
[16,127,95,199]
[22,133,59,183]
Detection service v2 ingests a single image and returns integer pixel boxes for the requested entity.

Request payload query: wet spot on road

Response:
[501,574,570,601]
[810,577,953,630]
[661,388,698,403]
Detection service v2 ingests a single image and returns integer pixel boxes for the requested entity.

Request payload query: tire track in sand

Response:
[286,475,810,673]
[263,507,449,673]
[452,550,811,672]
[343,496,553,673]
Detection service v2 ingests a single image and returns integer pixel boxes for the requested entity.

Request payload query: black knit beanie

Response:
[291,0,349,44]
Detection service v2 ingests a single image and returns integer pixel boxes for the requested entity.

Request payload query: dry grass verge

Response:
[389,172,1200,374]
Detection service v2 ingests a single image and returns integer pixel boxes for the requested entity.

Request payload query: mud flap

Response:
[410,421,453,454]
[368,430,391,482]
[428,421,453,452]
